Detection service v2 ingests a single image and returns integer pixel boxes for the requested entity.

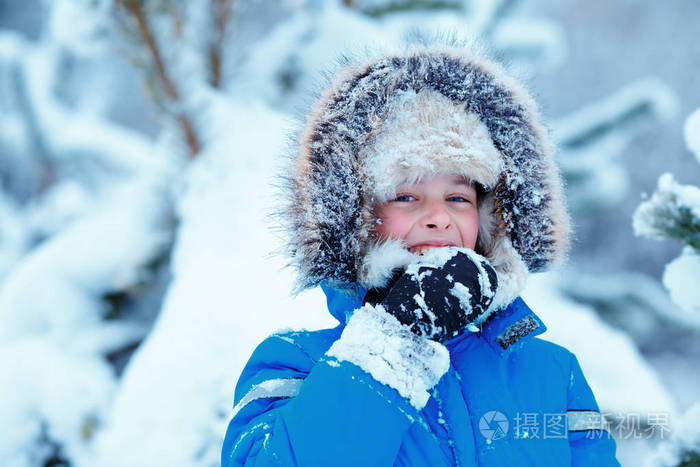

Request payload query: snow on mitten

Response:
[364,247,498,343]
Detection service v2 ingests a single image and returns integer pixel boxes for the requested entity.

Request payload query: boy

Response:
[221,41,621,466]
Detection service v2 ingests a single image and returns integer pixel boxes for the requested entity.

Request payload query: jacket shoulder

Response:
[512,336,577,377]
[525,337,574,358]
[234,326,342,404]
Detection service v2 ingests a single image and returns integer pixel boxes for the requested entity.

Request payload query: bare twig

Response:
[209,0,233,88]
[115,0,201,158]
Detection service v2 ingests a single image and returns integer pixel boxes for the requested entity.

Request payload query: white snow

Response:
[327,303,449,410]
[646,401,700,467]
[449,282,473,313]
[0,174,172,345]
[48,0,111,57]
[663,248,700,313]
[0,193,27,282]
[684,107,700,163]
[0,338,116,467]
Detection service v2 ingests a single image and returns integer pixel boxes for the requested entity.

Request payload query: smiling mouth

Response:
[409,243,456,254]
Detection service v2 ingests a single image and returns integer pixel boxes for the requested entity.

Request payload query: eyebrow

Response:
[448,176,474,187]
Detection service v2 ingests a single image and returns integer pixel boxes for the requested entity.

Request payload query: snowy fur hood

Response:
[279,40,570,311]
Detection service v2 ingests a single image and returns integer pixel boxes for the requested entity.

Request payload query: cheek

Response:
[458,211,480,249]
[374,209,411,240]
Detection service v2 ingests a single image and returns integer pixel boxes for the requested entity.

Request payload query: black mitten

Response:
[364,247,498,343]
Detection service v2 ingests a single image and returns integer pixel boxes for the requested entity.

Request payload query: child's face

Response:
[372,174,479,254]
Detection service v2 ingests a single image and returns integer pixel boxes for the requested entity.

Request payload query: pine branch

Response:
[633,174,700,253]
[350,0,463,18]
[555,78,676,151]
[659,205,700,252]
[677,449,700,467]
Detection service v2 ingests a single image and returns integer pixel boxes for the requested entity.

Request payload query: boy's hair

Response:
[278,38,571,312]
[473,181,490,258]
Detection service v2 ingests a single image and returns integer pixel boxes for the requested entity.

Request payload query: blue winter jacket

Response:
[221,284,621,466]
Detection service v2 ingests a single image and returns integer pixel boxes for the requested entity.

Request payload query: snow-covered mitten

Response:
[365,247,498,343]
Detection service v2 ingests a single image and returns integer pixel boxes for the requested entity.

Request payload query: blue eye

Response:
[447,196,470,202]
[393,195,416,202]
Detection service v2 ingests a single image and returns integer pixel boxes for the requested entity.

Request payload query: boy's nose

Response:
[421,203,451,230]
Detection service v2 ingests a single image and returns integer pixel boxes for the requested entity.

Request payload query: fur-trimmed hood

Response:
[279,40,570,311]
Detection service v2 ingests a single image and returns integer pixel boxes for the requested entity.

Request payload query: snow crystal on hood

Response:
[360,237,417,289]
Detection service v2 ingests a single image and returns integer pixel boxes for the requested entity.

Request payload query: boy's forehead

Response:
[396,174,473,188]
[449,175,473,186]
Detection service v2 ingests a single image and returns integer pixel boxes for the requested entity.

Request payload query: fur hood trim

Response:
[279,40,570,309]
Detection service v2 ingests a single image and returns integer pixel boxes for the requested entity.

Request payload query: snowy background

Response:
[0,0,699,466]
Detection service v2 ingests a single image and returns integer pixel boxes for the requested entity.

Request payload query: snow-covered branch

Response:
[554,78,678,212]
[633,173,700,252]
[633,108,700,315]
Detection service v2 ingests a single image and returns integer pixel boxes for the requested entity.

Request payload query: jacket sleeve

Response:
[221,304,450,467]
[566,352,621,467]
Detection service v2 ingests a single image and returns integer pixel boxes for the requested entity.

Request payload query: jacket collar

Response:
[320,282,367,325]
[321,283,546,357]
[472,296,547,357]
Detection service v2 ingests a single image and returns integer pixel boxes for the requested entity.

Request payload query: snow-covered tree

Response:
[633,108,700,314]
[0,1,178,464]
[629,108,700,467]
